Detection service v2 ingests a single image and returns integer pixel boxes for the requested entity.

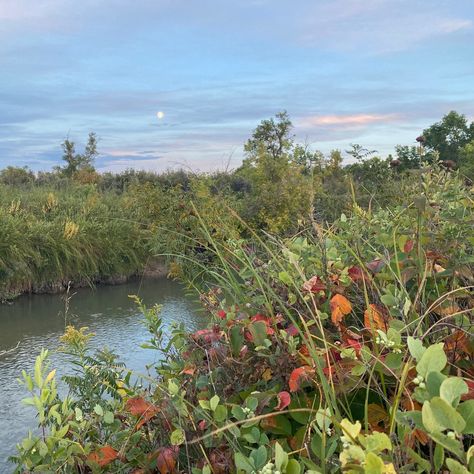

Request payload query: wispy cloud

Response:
[297,113,400,128]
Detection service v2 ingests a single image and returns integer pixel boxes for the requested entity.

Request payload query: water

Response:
[0,278,206,472]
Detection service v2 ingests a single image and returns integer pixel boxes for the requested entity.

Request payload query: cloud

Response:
[297,113,400,128]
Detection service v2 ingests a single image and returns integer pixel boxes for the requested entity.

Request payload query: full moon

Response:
[156,111,165,120]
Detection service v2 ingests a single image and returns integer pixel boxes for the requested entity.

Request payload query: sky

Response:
[1,0,473,172]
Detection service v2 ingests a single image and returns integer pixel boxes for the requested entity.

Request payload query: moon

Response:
[156,111,165,120]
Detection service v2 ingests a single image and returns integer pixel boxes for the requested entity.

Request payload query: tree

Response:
[238,112,312,233]
[243,111,293,162]
[61,132,98,177]
[393,145,420,171]
[423,111,474,164]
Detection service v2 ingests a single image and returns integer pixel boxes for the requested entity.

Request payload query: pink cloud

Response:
[297,113,400,128]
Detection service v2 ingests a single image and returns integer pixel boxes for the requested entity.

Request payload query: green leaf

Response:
[250,445,267,470]
[426,371,447,398]
[104,411,114,424]
[439,377,468,407]
[445,458,469,474]
[235,452,255,473]
[457,400,474,434]
[351,363,366,376]
[416,343,447,378]
[429,432,464,459]
[286,459,301,474]
[246,396,258,411]
[230,325,244,357]
[210,394,220,412]
[278,271,293,285]
[433,444,444,473]
[381,294,397,307]
[275,442,288,471]
[170,428,185,446]
[422,397,466,433]
[74,407,83,422]
[199,399,210,410]
[340,418,361,441]
[362,432,392,454]
[248,321,267,347]
[364,452,385,474]
[407,337,425,361]
[213,405,227,423]
[232,405,246,421]
[93,404,104,417]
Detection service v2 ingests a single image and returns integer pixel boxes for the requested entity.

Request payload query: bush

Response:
[12,167,473,473]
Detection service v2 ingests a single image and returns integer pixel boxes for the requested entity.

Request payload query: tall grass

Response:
[0,183,151,299]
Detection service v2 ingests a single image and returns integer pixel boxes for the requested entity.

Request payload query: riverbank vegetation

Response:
[5,111,474,473]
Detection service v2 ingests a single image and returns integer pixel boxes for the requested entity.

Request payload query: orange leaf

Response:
[289,366,315,392]
[87,445,119,467]
[330,294,352,328]
[364,304,389,332]
[181,365,196,376]
[125,396,160,429]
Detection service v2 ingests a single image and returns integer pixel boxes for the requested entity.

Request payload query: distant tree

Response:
[60,132,98,177]
[244,111,293,162]
[423,111,474,164]
[393,145,421,171]
[293,144,325,174]
[238,112,312,233]
[0,166,35,186]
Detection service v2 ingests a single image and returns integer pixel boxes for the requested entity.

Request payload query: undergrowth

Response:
[11,167,474,473]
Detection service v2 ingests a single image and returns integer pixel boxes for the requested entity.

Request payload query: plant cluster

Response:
[12,166,473,473]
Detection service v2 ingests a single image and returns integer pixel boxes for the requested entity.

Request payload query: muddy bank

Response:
[0,259,169,302]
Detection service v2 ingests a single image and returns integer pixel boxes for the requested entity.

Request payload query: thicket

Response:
[4,111,474,473]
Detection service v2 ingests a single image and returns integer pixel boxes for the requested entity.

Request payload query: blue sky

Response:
[1,0,473,172]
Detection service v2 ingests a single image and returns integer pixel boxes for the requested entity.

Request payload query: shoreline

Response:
[0,259,169,303]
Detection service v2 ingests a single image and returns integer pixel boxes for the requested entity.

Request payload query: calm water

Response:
[0,278,205,472]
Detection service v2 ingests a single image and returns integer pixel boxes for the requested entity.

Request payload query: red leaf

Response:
[217,310,226,319]
[154,447,178,474]
[289,366,315,392]
[462,379,474,401]
[348,266,365,282]
[302,276,326,293]
[276,391,291,410]
[330,294,352,329]
[345,338,362,356]
[125,396,160,429]
[87,445,119,467]
[285,324,298,337]
[404,239,414,253]
[192,328,223,343]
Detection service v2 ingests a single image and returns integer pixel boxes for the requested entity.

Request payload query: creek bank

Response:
[0,259,169,303]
